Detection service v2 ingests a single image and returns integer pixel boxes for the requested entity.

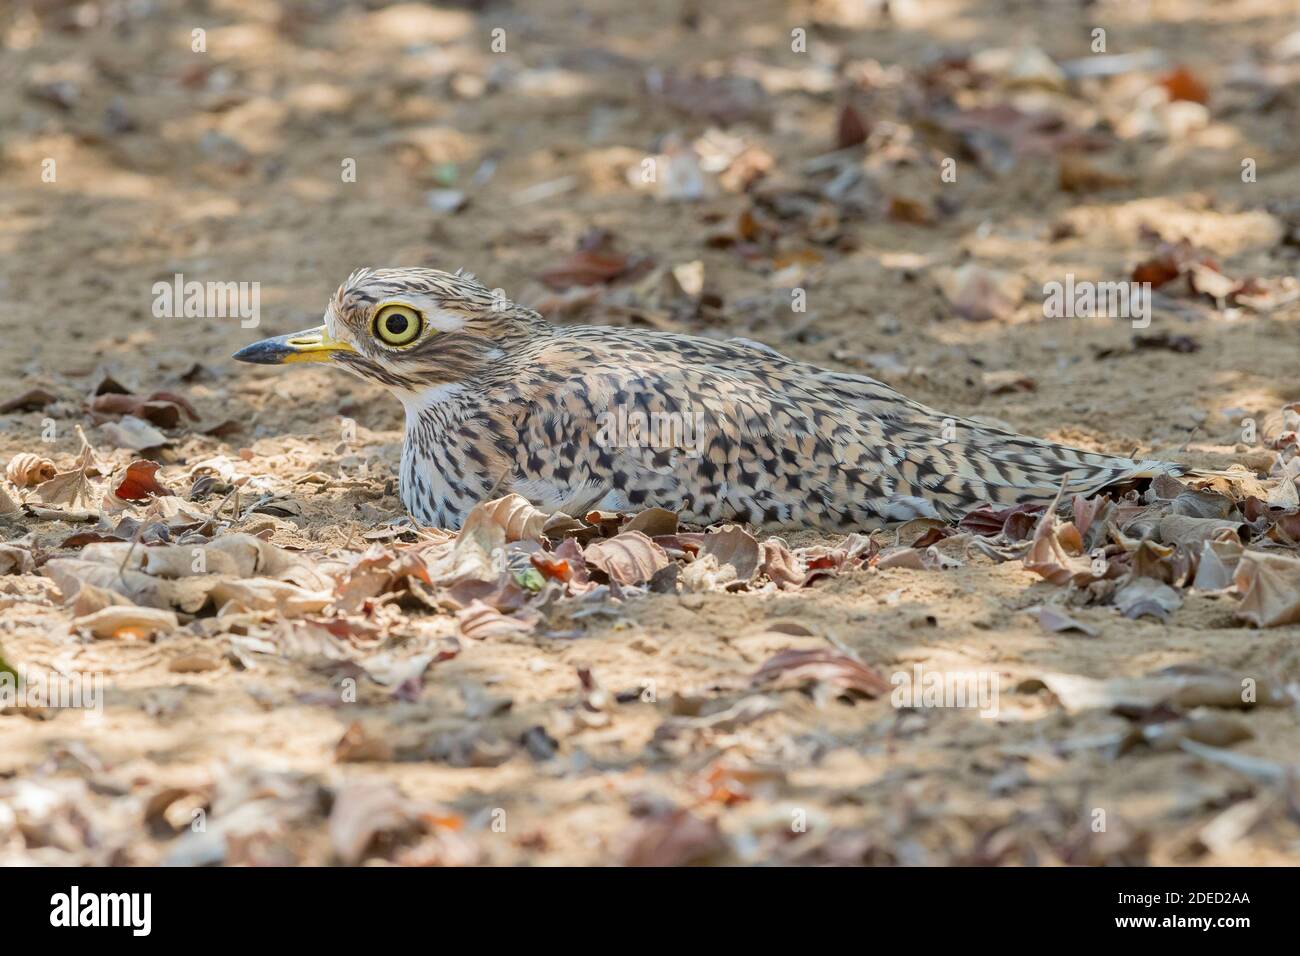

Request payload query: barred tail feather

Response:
[887,412,1186,520]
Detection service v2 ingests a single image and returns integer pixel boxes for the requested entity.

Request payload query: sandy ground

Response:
[1,0,1300,865]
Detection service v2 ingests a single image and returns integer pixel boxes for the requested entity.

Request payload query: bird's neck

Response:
[396,383,479,528]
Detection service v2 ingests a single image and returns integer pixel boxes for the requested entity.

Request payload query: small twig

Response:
[209,483,240,524]
[117,523,144,584]
[823,631,862,661]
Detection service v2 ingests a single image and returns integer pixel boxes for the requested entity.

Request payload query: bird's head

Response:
[232,267,538,398]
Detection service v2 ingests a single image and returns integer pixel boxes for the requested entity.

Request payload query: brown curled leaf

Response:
[583,530,670,586]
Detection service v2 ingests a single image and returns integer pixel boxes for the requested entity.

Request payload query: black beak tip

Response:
[232,339,287,365]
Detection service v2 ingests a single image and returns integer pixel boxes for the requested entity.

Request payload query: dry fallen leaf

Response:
[74,605,178,639]
[168,653,222,673]
[144,786,210,837]
[90,390,199,428]
[621,808,728,867]
[981,370,1036,395]
[960,502,1045,539]
[5,452,57,487]
[886,194,935,225]
[876,544,961,571]
[753,648,891,701]
[209,578,334,616]
[99,415,169,451]
[758,538,806,589]
[623,507,679,537]
[138,534,319,581]
[1155,514,1245,549]
[1149,473,1234,519]
[1037,605,1099,637]
[1130,239,1220,291]
[1131,255,1181,289]
[328,780,416,864]
[935,263,1027,323]
[1114,575,1183,621]
[470,493,551,542]
[1031,664,1290,716]
[1058,153,1135,193]
[33,440,100,511]
[70,581,133,616]
[1158,65,1210,104]
[111,459,175,501]
[835,102,869,148]
[1187,263,1240,302]
[1192,538,1243,590]
[540,250,633,289]
[678,553,734,591]
[539,230,650,290]
[530,536,593,593]
[584,531,671,586]
[334,723,396,764]
[0,386,58,413]
[1266,476,1299,511]
[1139,709,1253,752]
[457,600,538,640]
[1234,550,1300,627]
[717,144,773,193]
[44,532,331,617]
[691,757,784,806]
[44,558,173,609]
[1024,498,1094,586]
[0,543,35,574]
[422,503,510,584]
[331,545,433,613]
[686,525,760,583]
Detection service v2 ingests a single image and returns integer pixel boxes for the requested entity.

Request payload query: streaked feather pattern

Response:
[317,268,1185,529]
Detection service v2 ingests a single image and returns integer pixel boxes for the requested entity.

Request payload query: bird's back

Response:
[468,324,1178,529]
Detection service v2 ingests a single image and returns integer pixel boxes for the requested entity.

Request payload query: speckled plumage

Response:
[243,268,1182,530]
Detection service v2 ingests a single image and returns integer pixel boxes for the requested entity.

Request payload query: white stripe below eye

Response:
[422,306,466,333]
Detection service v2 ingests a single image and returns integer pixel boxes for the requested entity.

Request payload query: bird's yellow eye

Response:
[373,304,423,347]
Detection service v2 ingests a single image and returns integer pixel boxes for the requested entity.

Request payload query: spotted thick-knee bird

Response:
[234,268,1183,530]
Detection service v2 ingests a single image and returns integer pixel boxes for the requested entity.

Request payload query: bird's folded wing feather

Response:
[492,334,1179,522]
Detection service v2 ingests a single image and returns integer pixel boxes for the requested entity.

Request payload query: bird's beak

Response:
[232,325,356,365]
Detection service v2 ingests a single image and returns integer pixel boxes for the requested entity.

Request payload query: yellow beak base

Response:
[232,325,356,365]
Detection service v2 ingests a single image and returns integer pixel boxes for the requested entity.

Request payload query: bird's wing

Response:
[783,363,1182,519]
[489,332,1179,525]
